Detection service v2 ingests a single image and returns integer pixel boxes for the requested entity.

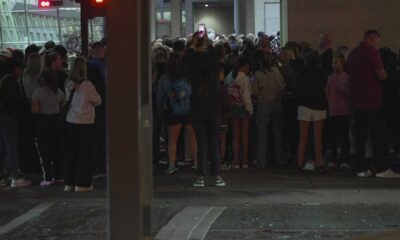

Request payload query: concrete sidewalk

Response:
[0,168,399,239]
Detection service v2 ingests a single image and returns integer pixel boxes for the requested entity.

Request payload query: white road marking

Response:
[155,206,226,240]
[0,202,54,236]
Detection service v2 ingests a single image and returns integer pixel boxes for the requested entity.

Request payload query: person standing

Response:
[253,52,286,168]
[185,31,226,187]
[88,42,107,177]
[0,58,31,188]
[64,57,102,192]
[346,29,400,178]
[325,54,352,170]
[31,70,65,186]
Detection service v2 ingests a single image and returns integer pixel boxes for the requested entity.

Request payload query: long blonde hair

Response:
[69,57,88,84]
[25,53,41,79]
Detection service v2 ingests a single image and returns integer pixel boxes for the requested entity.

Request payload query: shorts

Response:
[297,106,327,122]
[166,111,191,126]
[230,105,248,119]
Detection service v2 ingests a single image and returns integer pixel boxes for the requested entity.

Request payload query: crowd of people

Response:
[152,29,400,187]
[0,40,106,191]
[1,28,399,191]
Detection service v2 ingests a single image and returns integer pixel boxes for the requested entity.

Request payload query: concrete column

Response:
[185,0,194,36]
[170,0,182,38]
[107,0,153,239]
[246,0,255,34]
[150,0,156,40]
[234,0,239,34]
[281,0,288,44]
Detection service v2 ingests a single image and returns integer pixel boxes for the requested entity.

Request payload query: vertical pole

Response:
[150,0,156,40]
[24,0,30,46]
[234,0,239,34]
[0,4,4,49]
[281,0,289,45]
[81,1,89,56]
[107,0,153,239]
[57,7,62,45]
[185,0,194,35]
[170,0,182,38]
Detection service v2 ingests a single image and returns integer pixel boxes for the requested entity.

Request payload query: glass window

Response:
[0,0,105,52]
[264,0,281,35]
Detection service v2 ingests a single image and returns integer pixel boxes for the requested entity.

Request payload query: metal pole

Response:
[80,1,89,56]
[24,0,30,46]
[57,7,62,45]
[234,0,239,34]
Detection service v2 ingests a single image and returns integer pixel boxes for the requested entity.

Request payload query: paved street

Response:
[1,168,400,239]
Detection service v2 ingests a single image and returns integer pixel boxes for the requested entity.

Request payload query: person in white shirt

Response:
[64,57,101,192]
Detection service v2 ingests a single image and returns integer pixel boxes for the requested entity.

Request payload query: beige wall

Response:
[287,0,400,51]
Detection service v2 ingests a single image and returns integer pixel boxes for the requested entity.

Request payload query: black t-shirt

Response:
[0,74,23,120]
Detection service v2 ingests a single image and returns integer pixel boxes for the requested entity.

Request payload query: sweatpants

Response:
[36,114,63,181]
[65,123,95,188]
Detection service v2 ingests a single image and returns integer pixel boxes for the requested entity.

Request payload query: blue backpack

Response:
[169,78,191,116]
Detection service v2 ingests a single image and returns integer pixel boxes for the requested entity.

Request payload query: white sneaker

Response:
[193,177,205,187]
[75,185,94,192]
[215,176,226,187]
[357,170,373,178]
[303,162,316,171]
[375,169,400,179]
[64,185,75,192]
[0,179,7,188]
[339,163,351,170]
[11,178,32,188]
[166,166,178,174]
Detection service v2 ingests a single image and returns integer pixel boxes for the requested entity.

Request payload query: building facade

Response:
[0,0,105,51]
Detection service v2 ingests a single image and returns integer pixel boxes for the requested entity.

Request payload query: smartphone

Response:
[198,24,206,38]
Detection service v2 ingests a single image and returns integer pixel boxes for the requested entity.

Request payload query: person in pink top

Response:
[325,53,351,170]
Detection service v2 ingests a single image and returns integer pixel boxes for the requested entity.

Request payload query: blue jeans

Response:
[256,102,285,166]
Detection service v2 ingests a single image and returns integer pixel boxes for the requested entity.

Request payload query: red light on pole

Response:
[38,0,63,8]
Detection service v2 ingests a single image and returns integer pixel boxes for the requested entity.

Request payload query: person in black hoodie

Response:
[185,31,226,187]
[296,49,328,172]
[0,58,31,188]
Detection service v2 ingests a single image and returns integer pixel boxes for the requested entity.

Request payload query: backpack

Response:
[169,78,191,116]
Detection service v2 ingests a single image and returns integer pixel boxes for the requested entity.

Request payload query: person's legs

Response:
[207,120,220,177]
[327,116,339,163]
[185,124,198,166]
[36,117,54,182]
[167,123,182,169]
[0,119,21,179]
[368,109,389,172]
[354,111,369,172]
[338,116,351,164]
[192,122,207,177]
[241,118,250,167]
[298,120,311,167]
[231,119,240,166]
[313,120,325,167]
[256,109,269,167]
[64,124,77,187]
[219,129,227,161]
[76,124,95,188]
[271,105,285,165]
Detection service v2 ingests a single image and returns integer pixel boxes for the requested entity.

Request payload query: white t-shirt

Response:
[66,80,102,124]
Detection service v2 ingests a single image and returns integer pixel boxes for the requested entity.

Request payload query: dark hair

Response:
[45,41,56,51]
[166,52,185,80]
[54,45,68,60]
[364,29,381,39]
[193,31,205,48]
[172,40,186,53]
[333,53,346,65]
[45,51,60,68]
[303,48,320,66]
[0,57,19,75]
[41,70,58,94]
[214,44,226,61]
[233,56,250,79]
[162,38,173,48]
[11,49,24,66]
